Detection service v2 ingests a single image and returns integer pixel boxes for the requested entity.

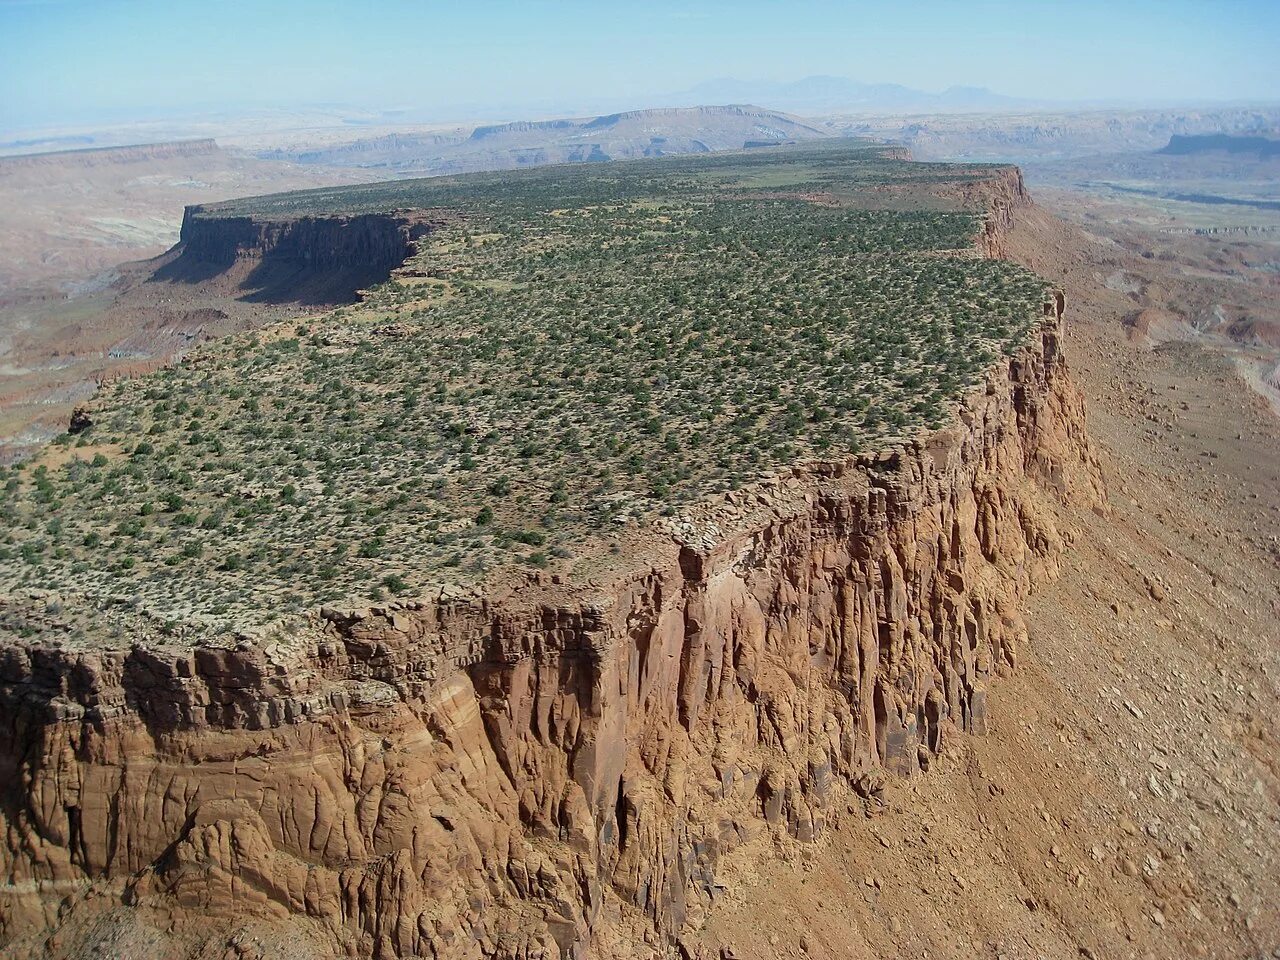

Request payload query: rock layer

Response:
[153,208,442,304]
[173,209,429,275]
[0,279,1102,957]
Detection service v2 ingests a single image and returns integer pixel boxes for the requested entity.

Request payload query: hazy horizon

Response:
[3,0,1279,136]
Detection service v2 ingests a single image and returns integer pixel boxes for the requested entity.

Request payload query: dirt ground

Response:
[703,203,1280,960]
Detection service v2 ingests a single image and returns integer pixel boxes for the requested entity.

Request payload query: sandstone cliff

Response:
[964,166,1029,259]
[153,207,440,304]
[0,270,1103,958]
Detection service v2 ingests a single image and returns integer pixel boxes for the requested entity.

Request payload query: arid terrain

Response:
[827,106,1280,162]
[0,139,383,298]
[0,106,831,302]
[5,106,1276,464]
[0,106,834,461]
[703,194,1280,960]
[0,139,383,459]
[0,111,1276,960]
[1020,132,1280,417]
[255,104,830,175]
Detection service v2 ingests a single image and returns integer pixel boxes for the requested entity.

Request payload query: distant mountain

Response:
[671,75,1033,115]
[261,104,832,175]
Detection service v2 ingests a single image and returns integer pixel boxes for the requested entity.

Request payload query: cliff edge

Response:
[0,308,1101,960]
[150,206,443,305]
[0,143,1104,959]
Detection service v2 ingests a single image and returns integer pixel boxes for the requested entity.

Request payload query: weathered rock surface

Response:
[152,207,443,304]
[973,166,1030,259]
[172,208,427,275]
[0,277,1103,956]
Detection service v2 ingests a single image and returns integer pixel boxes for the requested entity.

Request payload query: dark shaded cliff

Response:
[154,207,440,304]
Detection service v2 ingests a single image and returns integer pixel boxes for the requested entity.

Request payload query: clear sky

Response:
[2,0,1278,132]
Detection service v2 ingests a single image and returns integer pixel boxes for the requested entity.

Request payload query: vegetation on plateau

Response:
[0,142,1050,636]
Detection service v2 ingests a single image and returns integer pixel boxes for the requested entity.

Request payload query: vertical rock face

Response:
[173,208,429,275]
[0,291,1103,957]
[152,208,440,303]
[974,167,1031,259]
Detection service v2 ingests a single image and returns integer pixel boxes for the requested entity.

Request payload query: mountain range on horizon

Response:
[0,75,1120,147]
[9,71,1278,149]
[669,74,1035,114]
[363,75,1041,129]
[301,73,1277,134]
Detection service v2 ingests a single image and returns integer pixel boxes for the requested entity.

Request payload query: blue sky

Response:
[2,0,1278,131]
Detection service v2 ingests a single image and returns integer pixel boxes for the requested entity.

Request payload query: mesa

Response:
[0,141,1051,644]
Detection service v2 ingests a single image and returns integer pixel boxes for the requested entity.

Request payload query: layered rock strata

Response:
[153,208,443,303]
[971,167,1030,259]
[173,208,433,275]
[0,286,1102,957]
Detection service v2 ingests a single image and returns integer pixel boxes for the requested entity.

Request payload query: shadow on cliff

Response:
[147,212,438,307]
[148,247,395,306]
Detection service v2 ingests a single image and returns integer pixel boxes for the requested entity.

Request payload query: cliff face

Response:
[155,209,439,304]
[174,209,427,274]
[0,282,1103,958]
[971,166,1030,259]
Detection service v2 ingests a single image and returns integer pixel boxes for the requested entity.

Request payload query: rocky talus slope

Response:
[0,269,1103,957]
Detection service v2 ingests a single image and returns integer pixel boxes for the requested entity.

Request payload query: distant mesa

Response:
[1157,133,1280,158]
[468,118,578,140]
[263,104,830,174]
[0,137,219,170]
[677,75,1032,114]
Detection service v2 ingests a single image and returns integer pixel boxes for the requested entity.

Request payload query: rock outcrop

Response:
[971,167,1031,259]
[153,208,441,304]
[0,273,1103,957]
[172,208,428,275]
